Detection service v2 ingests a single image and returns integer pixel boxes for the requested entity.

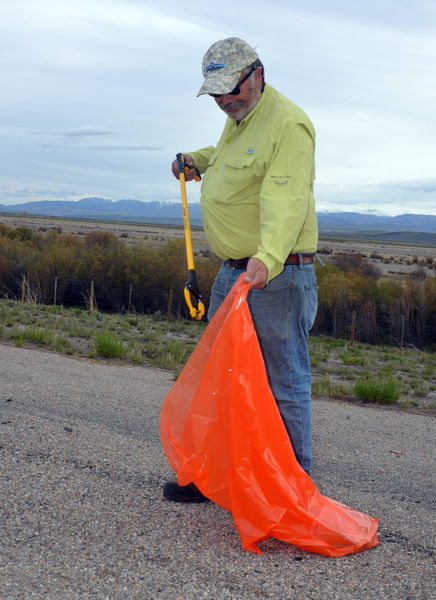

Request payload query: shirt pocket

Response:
[205,153,264,203]
[222,154,257,185]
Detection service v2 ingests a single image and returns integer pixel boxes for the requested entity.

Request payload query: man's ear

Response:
[255,66,264,85]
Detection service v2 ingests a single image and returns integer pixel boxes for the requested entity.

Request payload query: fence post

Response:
[351,311,357,345]
[89,280,95,312]
[400,314,405,349]
[21,274,26,302]
[128,284,133,313]
[167,288,174,319]
[53,276,58,306]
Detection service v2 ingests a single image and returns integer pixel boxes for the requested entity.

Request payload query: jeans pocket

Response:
[304,283,318,332]
[259,266,294,293]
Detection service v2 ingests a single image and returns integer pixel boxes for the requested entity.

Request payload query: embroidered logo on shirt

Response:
[271,175,292,185]
[246,148,256,154]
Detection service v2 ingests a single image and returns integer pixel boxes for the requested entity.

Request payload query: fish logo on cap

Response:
[203,61,227,73]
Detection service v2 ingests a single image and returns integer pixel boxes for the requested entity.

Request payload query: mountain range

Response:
[0,197,201,226]
[1,197,436,242]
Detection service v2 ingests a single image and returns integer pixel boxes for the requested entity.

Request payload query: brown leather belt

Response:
[226,253,314,269]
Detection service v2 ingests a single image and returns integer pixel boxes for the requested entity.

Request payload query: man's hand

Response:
[171,153,197,181]
[244,257,268,289]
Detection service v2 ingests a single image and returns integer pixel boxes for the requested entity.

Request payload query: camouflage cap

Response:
[197,37,259,97]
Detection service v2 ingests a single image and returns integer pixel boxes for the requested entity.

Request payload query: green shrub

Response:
[52,335,73,353]
[141,338,194,371]
[94,332,127,358]
[23,327,52,345]
[8,226,35,241]
[6,327,53,347]
[354,377,401,404]
[410,380,429,397]
[310,356,319,368]
[340,352,367,366]
[312,378,352,398]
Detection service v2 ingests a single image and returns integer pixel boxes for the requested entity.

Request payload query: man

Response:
[164,37,318,502]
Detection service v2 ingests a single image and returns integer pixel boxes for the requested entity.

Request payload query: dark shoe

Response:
[163,481,209,503]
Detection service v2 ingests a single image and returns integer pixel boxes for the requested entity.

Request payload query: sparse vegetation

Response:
[1,222,435,347]
[314,261,436,348]
[0,300,435,410]
[0,216,435,408]
[0,223,220,318]
[0,299,206,374]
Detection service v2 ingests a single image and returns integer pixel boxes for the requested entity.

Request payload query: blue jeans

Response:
[208,261,318,474]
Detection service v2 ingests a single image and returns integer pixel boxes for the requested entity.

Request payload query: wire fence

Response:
[1,274,435,351]
[311,309,435,350]
[3,275,201,319]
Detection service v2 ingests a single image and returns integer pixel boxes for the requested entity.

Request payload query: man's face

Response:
[213,67,262,122]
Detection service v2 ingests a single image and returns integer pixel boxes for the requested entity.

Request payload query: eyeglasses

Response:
[209,65,257,98]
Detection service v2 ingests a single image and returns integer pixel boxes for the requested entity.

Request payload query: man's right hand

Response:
[244,257,268,290]
[171,153,197,180]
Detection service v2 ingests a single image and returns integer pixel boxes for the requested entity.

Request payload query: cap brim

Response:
[196,70,240,97]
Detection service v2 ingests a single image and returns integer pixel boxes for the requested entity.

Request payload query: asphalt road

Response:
[1,344,435,600]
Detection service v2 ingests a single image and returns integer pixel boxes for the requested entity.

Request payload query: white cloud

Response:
[316,180,436,216]
[55,127,116,138]
[1,0,435,215]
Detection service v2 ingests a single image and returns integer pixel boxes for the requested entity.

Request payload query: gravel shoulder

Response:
[1,344,435,600]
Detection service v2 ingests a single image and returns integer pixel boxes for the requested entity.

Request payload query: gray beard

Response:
[220,93,261,122]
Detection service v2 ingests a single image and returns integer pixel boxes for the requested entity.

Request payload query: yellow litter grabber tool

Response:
[176,153,205,320]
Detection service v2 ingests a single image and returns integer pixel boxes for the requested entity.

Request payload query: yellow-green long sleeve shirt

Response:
[189,83,318,282]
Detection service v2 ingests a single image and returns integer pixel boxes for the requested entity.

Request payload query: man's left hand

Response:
[244,257,268,289]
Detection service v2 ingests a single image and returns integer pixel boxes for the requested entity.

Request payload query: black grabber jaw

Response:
[184,270,205,321]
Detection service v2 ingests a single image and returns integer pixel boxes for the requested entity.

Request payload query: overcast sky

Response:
[1,0,435,215]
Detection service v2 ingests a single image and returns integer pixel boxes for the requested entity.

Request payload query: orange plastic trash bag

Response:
[160,275,379,556]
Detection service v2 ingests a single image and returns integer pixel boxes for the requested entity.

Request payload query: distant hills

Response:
[0,197,198,226]
[317,211,436,233]
[1,197,436,244]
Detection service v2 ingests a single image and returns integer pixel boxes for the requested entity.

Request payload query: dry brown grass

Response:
[1,214,436,276]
